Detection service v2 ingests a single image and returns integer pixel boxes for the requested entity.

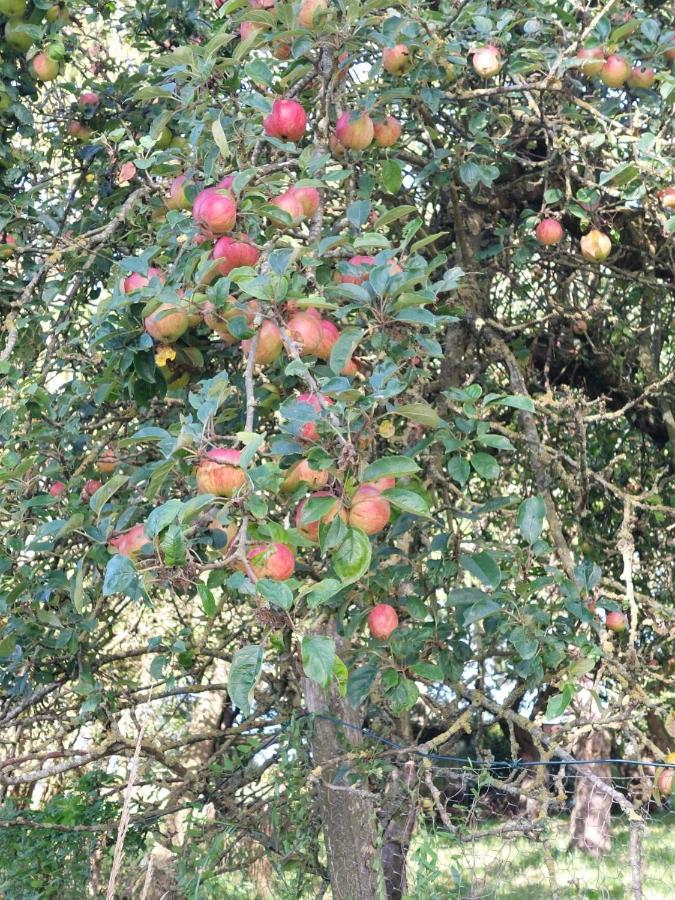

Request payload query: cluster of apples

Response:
[534,219,613,262]
[1,0,68,69]
[575,44,670,90]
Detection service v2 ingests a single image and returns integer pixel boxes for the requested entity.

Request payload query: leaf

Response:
[517,496,546,544]
[546,685,574,721]
[374,204,417,230]
[460,551,501,589]
[382,488,431,519]
[363,455,419,480]
[464,598,501,625]
[333,528,372,584]
[145,499,183,537]
[197,583,216,617]
[333,656,348,697]
[329,327,363,375]
[509,626,539,660]
[470,452,500,480]
[103,555,141,599]
[301,635,336,688]
[89,475,129,517]
[0,636,17,657]
[381,159,402,194]
[160,524,187,566]
[299,495,340,526]
[346,200,371,227]
[346,662,378,707]
[386,677,419,714]
[302,578,343,608]
[395,401,442,428]
[478,433,515,451]
[211,118,230,160]
[447,455,470,485]
[257,578,293,611]
[446,588,489,605]
[71,559,86,613]
[228,645,264,716]
[497,394,535,413]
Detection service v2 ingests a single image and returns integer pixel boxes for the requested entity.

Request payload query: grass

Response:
[406,811,675,899]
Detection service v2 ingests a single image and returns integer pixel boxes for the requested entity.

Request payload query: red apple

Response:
[196,448,246,497]
[240,20,265,40]
[78,90,100,107]
[166,174,192,211]
[281,459,329,492]
[367,603,399,639]
[363,477,395,492]
[472,45,502,78]
[600,54,630,88]
[32,52,60,82]
[576,46,605,76]
[297,0,327,28]
[192,187,237,234]
[373,116,401,147]
[0,234,16,259]
[242,320,283,365]
[627,66,656,89]
[263,98,307,142]
[337,255,376,285]
[270,191,305,224]
[657,187,675,210]
[108,523,150,558]
[82,479,103,500]
[383,44,410,75]
[67,121,92,141]
[144,304,190,342]
[95,450,118,474]
[315,319,339,359]
[580,229,611,262]
[335,111,374,150]
[217,174,237,191]
[248,542,295,580]
[535,218,564,246]
[605,610,627,632]
[273,41,292,60]
[296,392,332,440]
[287,312,322,355]
[289,186,320,218]
[295,491,345,541]
[211,234,260,275]
[49,480,66,497]
[657,767,673,796]
[122,267,164,293]
[347,485,391,535]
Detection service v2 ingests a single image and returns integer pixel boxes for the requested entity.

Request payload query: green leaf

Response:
[509,626,539,660]
[460,551,501,589]
[545,685,574,721]
[228,645,264,716]
[375,204,417,230]
[447,455,470,485]
[395,401,442,428]
[0,636,17,657]
[89,475,129,517]
[382,488,431,519]
[145,499,183,537]
[333,656,348,697]
[302,578,343,608]
[346,199,371,227]
[517,496,546,544]
[381,159,402,194]
[257,578,293,611]
[346,662,378,707]
[71,559,86,614]
[197,583,216,617]
[160,524,187,566]
[478,433,515,451]
[446,587,489,605]
[498,394,535,413]
[103,555,141,599]
[470,452,500,480]
[464,598,501,625]
[329,327,363,375]
[302,635,336,688]
[410,662,444,680]
[363,455,419,480]
[300,495,340,526]
[386,677,419,714]
[333,528,372,584]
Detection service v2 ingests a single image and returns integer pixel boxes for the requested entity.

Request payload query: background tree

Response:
[1,0,674,897]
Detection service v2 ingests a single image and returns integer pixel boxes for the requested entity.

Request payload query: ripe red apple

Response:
[242,320,283,365]
[335,111,374,150]
[96,450,118,474]
[363,477,395,492]
[472,45,502,78]
[315,319,339,359]
[383,44,410,75]
[67,121,92,141]
[281,459,329,492]
[295,491,345,541]
[78,90,100,107]
[289,186,320,218]
[657,767,673,796]
[0,233,16,259]
[144,304,190,342]
[122,267,164,293]
[270,191,305,224]
[627,66,656,89]
[49,480,66,497]
[580,229,611,262]
[296,392,332,440]
[576,46,605,76]
[273,41,292,60]
[347,485,391,535]
[217,174,236,191]
[657,187,675,210]
[82,479,103,500]
[166,174,192,211]
[605,610,627,632]
[192,187,237,234]
[535,218,564,246]
[248,542,295,580]
[211,234,260,275]
[287,312,322,355]
[263,98,307,142]
[297,0,327,28]
[373,116,401,147]
[196,448,246,497]
[108,523,150,558]
[32,52,60,82]
[367,603,399,639]
[600,54,630,88]
[329,133,346,157]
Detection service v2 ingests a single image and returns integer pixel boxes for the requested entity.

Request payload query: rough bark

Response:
[569,686,612,856]
[302,626,383,900]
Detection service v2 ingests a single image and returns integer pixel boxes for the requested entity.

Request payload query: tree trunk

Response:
[569,685,612,856]
[302,627,384,900]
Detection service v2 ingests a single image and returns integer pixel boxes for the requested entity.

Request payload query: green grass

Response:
[406,811,675,899]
